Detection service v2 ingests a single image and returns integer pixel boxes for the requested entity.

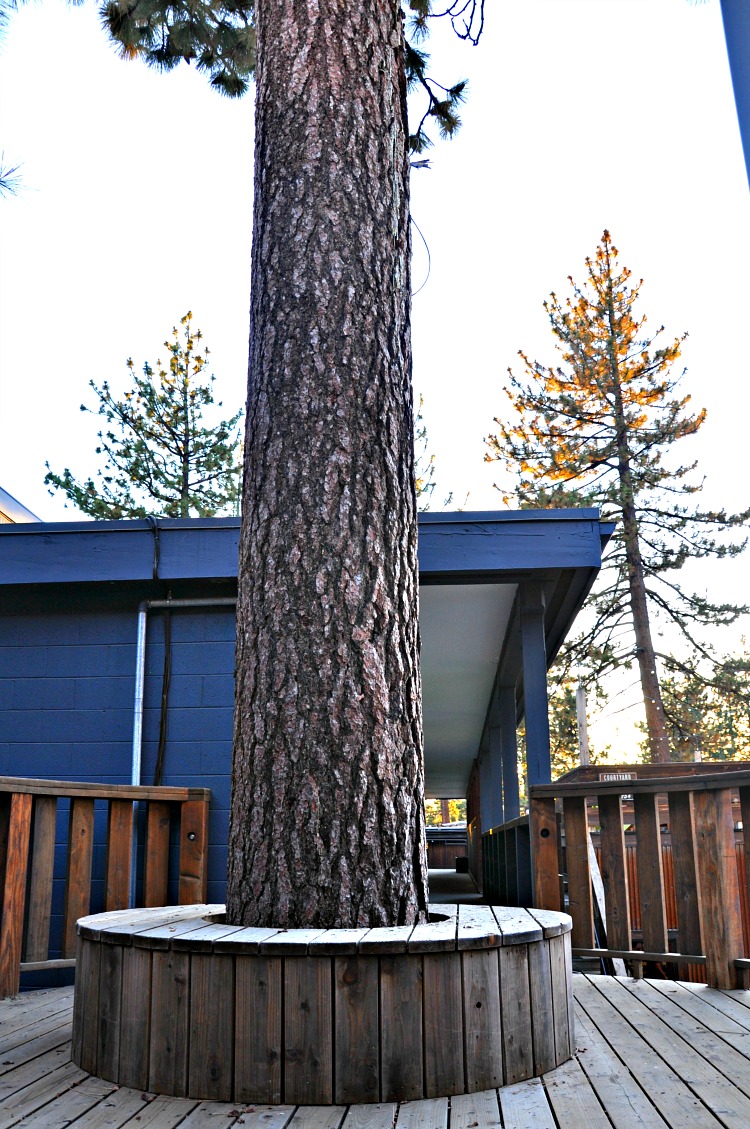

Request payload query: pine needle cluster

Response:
[45,312,243,519]
[100,0,255,96]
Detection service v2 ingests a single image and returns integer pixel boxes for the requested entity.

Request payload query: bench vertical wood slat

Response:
[597,794,631,952]
[379,953,424,1102]
[530,797,561,912]
[96,939,123,1082]
[118,945,152,1090]
[668,790,703,957]
[189,953,235,1101]
[548,932,571,1063]
[62,797,95,958]
[149,950,190,1097]
[526,937,555,1075]
[144,801,171,908]
[178,800,209,904]
[24,795,57,964]
[499,944,534,1085]
[693,787,745,988]
[72,937,101,1075]
[423,951,464,1098]
[235,955,283,1103]
[0,792,33,997]
[284,955,333,1105]
[561,796,594,948]
[105,800,134,912]
[632,792,668,955]
[461,949,503,1092]
[334,956,379,1104]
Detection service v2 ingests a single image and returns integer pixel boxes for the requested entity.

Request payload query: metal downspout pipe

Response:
[129,595,238,905]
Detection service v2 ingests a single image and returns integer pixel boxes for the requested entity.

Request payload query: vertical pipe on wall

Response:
[129,596,237,906]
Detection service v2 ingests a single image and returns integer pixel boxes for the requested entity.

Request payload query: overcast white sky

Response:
[1,0,749,752]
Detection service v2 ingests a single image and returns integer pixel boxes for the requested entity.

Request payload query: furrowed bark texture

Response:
[226,0,429,928]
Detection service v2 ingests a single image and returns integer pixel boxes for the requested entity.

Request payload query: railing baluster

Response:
[144,801,171,907]
[562,795,594,948]
[668,790,702,958]
[105,800,134,911]
[598,794,631,952]
[633,793,668,955]
[63,798,95,958]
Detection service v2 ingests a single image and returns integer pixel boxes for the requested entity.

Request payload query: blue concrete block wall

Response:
[0,599,236,954]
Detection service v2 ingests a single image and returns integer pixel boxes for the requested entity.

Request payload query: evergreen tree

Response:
[16,0,486,927]
[96,0,482,150]
[486,231,749,763]
[649,654,750,762]
[45,312,242,519]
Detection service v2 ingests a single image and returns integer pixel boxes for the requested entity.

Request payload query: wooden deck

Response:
[5,974,750,1127]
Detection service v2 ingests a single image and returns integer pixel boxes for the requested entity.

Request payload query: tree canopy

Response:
[487,231,749,762]
[45,312,242,519]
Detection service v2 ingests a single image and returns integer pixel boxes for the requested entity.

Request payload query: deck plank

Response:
[585,974,750,1126]
[608,976,750,1101]
[681,982,750,1032]
[572,999,670,1128]
[449,1089,501,1129]
[497,1077,555,1129]
[541,1056,611,1128]
[8,979,750,1127]
[574,975,726,1129]
[644,978,750,1048]
[339,1103,397,1129]
[395,1098,448,1129]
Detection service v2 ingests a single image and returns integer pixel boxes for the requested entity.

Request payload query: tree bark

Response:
[226,0,429,927]
[605,266,671,764]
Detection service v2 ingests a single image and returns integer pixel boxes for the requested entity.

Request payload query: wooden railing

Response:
[0,776,211,997]
[530,766,750,989]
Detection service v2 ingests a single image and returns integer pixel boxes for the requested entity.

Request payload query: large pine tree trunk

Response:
[226,0,429,928]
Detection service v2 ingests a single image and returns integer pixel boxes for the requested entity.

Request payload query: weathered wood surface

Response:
[0,775,210,801]
[0,778,211,997]
[16,976,750,1126]
[72,904,574,1104]
[531,769,750,988]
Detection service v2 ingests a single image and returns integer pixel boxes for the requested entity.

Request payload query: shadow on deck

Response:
[4,974,750,1128]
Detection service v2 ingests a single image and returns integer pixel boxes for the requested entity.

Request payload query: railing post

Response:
[0,792,33,997]
[179,799,209,904]
[530,795,562,912]
[633,793,668,955]
[562,795,594,947]
[694,787,745,988]
[668,791,703,958]
[25,795,58,963]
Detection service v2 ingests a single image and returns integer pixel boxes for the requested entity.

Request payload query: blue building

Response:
[0,509,611,913]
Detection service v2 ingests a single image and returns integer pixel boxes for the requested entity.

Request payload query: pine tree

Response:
[650,654,750,762]
[22,0,486,927]
[45,312,242,519]
[96,0,483,150]
[486,231,749,763]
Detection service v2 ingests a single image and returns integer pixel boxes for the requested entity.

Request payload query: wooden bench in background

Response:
[0,775,210,997]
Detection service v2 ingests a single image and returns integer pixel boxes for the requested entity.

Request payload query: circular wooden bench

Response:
[72,902,573,1105]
